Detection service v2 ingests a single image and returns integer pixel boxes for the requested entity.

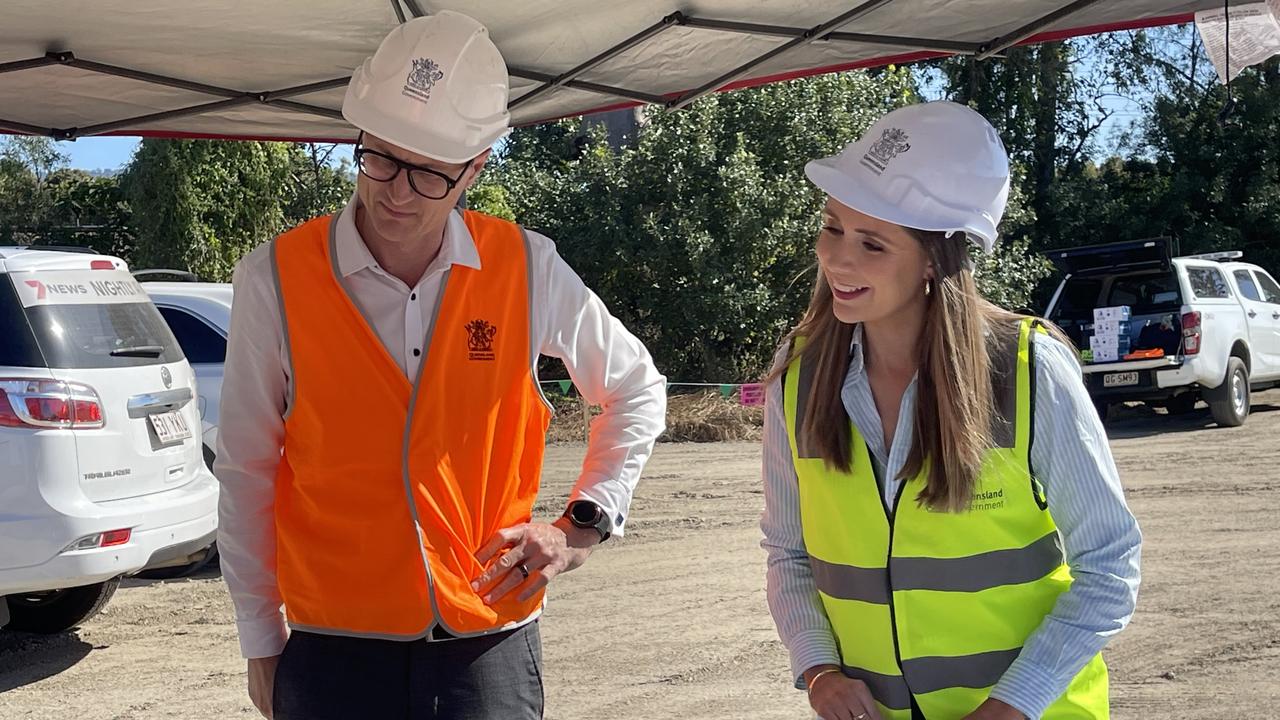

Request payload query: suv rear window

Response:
[0,275,45,367]
[3,270,184,369]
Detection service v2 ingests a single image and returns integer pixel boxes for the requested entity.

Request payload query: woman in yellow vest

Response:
[761,101,1141,720]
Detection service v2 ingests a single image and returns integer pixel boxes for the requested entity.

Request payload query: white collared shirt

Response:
[215,196,667,658]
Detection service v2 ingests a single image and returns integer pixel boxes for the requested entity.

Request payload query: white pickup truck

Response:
[1044,238,1280,426]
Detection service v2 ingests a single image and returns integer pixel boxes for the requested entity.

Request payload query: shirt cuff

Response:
[788,629,842,690]
[989,656,1061,720]
[569,472,631,537]
[236,611,289,659]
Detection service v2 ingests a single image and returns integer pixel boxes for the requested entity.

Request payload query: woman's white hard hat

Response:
[805,101,1011,253]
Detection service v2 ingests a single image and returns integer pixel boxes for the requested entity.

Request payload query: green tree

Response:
[0,136,71,244]
[478,71,914,380]
[1033,28,1280,283]
[285,143,356,227]
[0,154,40,244]
[41,169,134,256]
[1,136,69,184]
[122,139,294,280]
[473,70,1052,380]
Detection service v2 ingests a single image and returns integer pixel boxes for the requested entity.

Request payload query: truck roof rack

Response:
[17,245,101,254]
[132,269,200,282]
[1184,250,1243,262]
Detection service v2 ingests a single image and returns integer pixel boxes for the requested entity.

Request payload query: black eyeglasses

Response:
[353,142,468,200]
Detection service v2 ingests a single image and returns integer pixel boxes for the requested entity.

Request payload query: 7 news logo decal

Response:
[17,274,145,307]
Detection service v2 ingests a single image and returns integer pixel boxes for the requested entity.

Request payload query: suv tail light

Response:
[0,379,104,429]
[63,528,132,553]
[1182,311,1202,355]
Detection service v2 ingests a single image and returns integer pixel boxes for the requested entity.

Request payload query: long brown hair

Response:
[769,230,1069,512]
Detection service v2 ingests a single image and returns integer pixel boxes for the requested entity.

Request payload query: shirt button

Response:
[410,293,417,301]
[413,348,421,357]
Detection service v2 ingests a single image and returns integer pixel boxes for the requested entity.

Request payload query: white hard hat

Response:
[343,12,510,164]
[804,101,1010,253]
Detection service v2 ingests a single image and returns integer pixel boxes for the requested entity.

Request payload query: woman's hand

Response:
[803,665,884,720]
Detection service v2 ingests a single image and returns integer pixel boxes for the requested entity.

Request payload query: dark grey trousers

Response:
[273,622,543,720]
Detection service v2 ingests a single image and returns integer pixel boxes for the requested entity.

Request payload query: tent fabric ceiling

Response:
[1,1,1220,142]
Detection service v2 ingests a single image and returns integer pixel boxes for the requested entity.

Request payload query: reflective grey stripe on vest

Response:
[810,531,1063,599]
[843,665,913,711]
[809,557,889,604]
[902,647,1023,694]
[845,647,1023,710]
[891,531,1064,592]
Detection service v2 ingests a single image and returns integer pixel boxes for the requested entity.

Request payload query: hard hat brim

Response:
[804,157,997,253]
[342,96,507,165]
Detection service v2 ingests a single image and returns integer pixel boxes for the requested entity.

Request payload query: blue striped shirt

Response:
[760,325,1141,719]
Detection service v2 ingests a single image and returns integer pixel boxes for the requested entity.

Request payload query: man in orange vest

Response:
[214,12,667,719]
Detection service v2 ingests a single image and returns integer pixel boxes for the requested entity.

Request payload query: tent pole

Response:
[511,13,684,110]
[976,0,1106,59]
[667,0,899,110]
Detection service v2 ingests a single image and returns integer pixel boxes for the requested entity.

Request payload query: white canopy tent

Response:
[1,1,1221,142]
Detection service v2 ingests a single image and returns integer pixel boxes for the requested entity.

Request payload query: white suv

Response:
[0,248,218,633]
[139,277,232,470]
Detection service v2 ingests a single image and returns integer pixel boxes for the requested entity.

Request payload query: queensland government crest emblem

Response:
[465,319,497,361]
[860,128,911,175]
[403,57,445,103]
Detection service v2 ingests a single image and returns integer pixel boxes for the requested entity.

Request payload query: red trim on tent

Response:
[97,129,353,144]
[24,12,1200,138]
[520,12,1197,126]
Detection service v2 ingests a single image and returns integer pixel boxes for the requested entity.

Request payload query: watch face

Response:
[571,502,600,525]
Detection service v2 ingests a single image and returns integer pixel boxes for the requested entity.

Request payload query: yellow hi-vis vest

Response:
[783,319,1109,719]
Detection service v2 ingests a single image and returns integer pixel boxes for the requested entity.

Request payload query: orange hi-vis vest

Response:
[270,210,552,640]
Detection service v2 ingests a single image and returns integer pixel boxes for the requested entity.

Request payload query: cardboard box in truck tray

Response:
[1093,306,1132,322]
[1090,335,1132,352]
[1093,319,1131,337]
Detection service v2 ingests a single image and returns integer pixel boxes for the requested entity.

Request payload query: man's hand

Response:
[961,698,1027,720]
[471,518,598,604]
[247,655,280,719]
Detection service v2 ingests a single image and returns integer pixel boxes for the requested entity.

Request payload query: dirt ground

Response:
[3,390,1279,719]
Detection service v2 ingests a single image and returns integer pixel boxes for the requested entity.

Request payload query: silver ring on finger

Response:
[854,714,867,720]
[518,562,530,579]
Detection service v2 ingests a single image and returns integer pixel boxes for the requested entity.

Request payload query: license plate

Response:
[1103,372,1140,388]
[148,411,192,444]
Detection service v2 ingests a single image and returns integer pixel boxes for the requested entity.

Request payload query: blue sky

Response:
[64,136,140,172]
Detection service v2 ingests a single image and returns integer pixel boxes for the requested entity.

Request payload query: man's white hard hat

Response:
[343,11,510,164]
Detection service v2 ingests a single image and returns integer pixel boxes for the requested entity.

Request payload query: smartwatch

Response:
[564,500,612,542]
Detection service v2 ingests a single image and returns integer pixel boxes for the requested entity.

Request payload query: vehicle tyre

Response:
[3,578,120,634]
[1207,357,1249,427]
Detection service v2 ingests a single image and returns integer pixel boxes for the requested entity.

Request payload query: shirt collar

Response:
[333,194,481,279]
[847,323,866,377]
